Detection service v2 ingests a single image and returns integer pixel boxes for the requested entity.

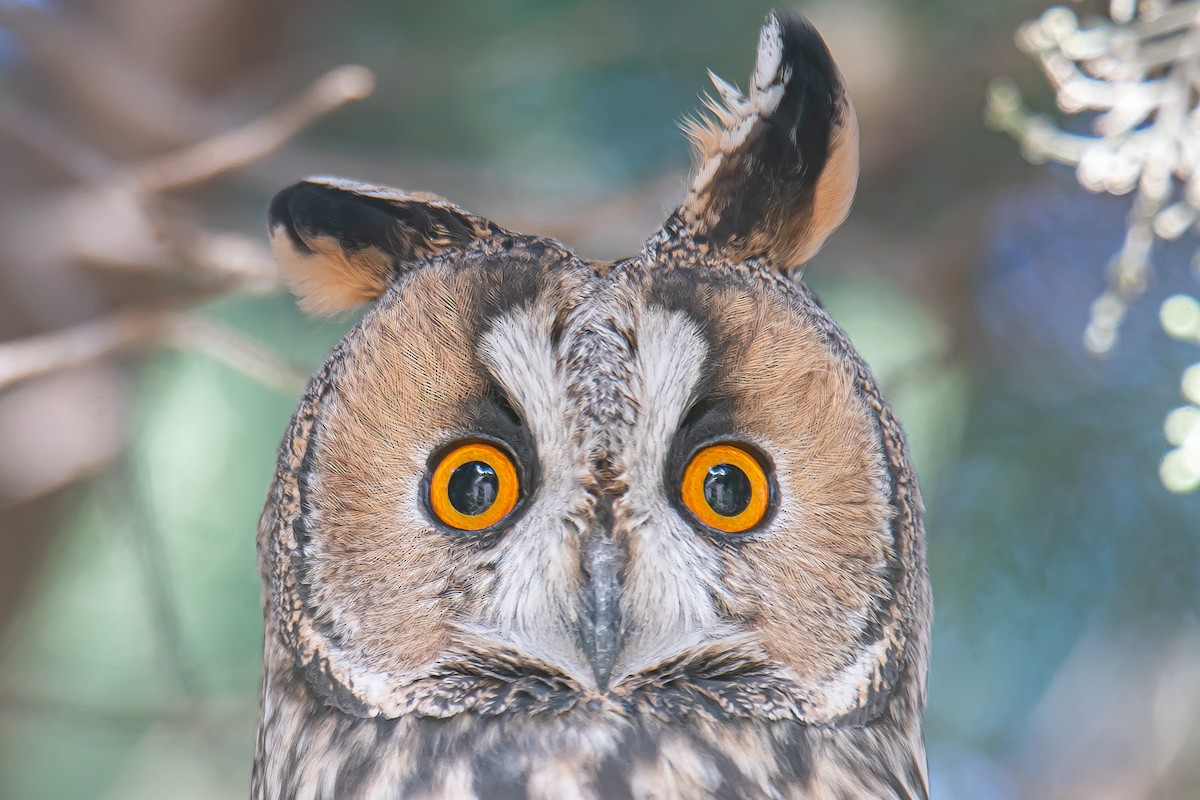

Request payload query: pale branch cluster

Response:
[985,0,1200,493]
[0,63,374,394]
[0,307,313,392]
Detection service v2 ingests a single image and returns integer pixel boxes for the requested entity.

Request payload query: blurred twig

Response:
[0,25,370,394]
[0,308,305,392]
[102,469,203,704]
[133,64,375,195]
[0,310,172,390]
[162,316,307,391]
[0,104,119,184]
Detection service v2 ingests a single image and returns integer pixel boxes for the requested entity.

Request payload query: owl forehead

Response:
[331,245,857,463]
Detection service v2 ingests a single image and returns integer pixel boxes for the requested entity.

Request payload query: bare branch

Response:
[162,315,307,391]
[0,309,170,390]
[134,65,377,194]
[0,308,305,392]
[102,470,203,704]
[0,104,119,184]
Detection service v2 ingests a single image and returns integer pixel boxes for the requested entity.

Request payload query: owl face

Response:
[258,13,928,794]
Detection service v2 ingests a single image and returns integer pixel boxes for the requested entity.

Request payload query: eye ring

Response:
[429,442,520,531]
[680,443,771,533]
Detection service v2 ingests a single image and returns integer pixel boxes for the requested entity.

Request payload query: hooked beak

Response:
[578,516,623,691]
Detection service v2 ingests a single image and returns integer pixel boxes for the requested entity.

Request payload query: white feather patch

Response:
[681,12,791,227]
[612,308,734,679]
[475,306,595,686]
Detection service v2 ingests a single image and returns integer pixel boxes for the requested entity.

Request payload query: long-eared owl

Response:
[254,12,931,800]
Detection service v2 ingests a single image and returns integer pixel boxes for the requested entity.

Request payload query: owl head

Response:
[260,10,928,747]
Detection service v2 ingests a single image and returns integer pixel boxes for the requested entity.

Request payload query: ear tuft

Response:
[268,177,493,315]
[677,13,859,270]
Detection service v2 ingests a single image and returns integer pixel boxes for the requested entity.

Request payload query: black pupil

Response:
[703,464,752,517]
[447,461,499,516]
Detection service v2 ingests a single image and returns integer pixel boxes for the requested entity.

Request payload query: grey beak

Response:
[578,517,623,691]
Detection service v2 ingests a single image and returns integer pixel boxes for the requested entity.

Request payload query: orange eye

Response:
[429,442,520,531]
[680,444,770,533]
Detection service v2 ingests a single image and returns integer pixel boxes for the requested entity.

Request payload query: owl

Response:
[253,13,930,800]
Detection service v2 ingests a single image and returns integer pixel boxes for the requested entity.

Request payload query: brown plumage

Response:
[254,13,930,799]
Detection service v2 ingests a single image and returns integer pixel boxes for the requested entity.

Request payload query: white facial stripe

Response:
[476,306,592,684]
[614,308,730,678]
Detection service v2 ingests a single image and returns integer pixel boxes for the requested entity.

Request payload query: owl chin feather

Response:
[255,627,928,799]
[255,11,929,800]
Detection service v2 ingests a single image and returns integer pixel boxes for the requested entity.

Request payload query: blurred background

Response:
[0,0,1197,797]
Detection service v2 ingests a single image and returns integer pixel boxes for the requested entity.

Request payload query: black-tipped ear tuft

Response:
[676,12,858,270]
[267,178,493,315]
